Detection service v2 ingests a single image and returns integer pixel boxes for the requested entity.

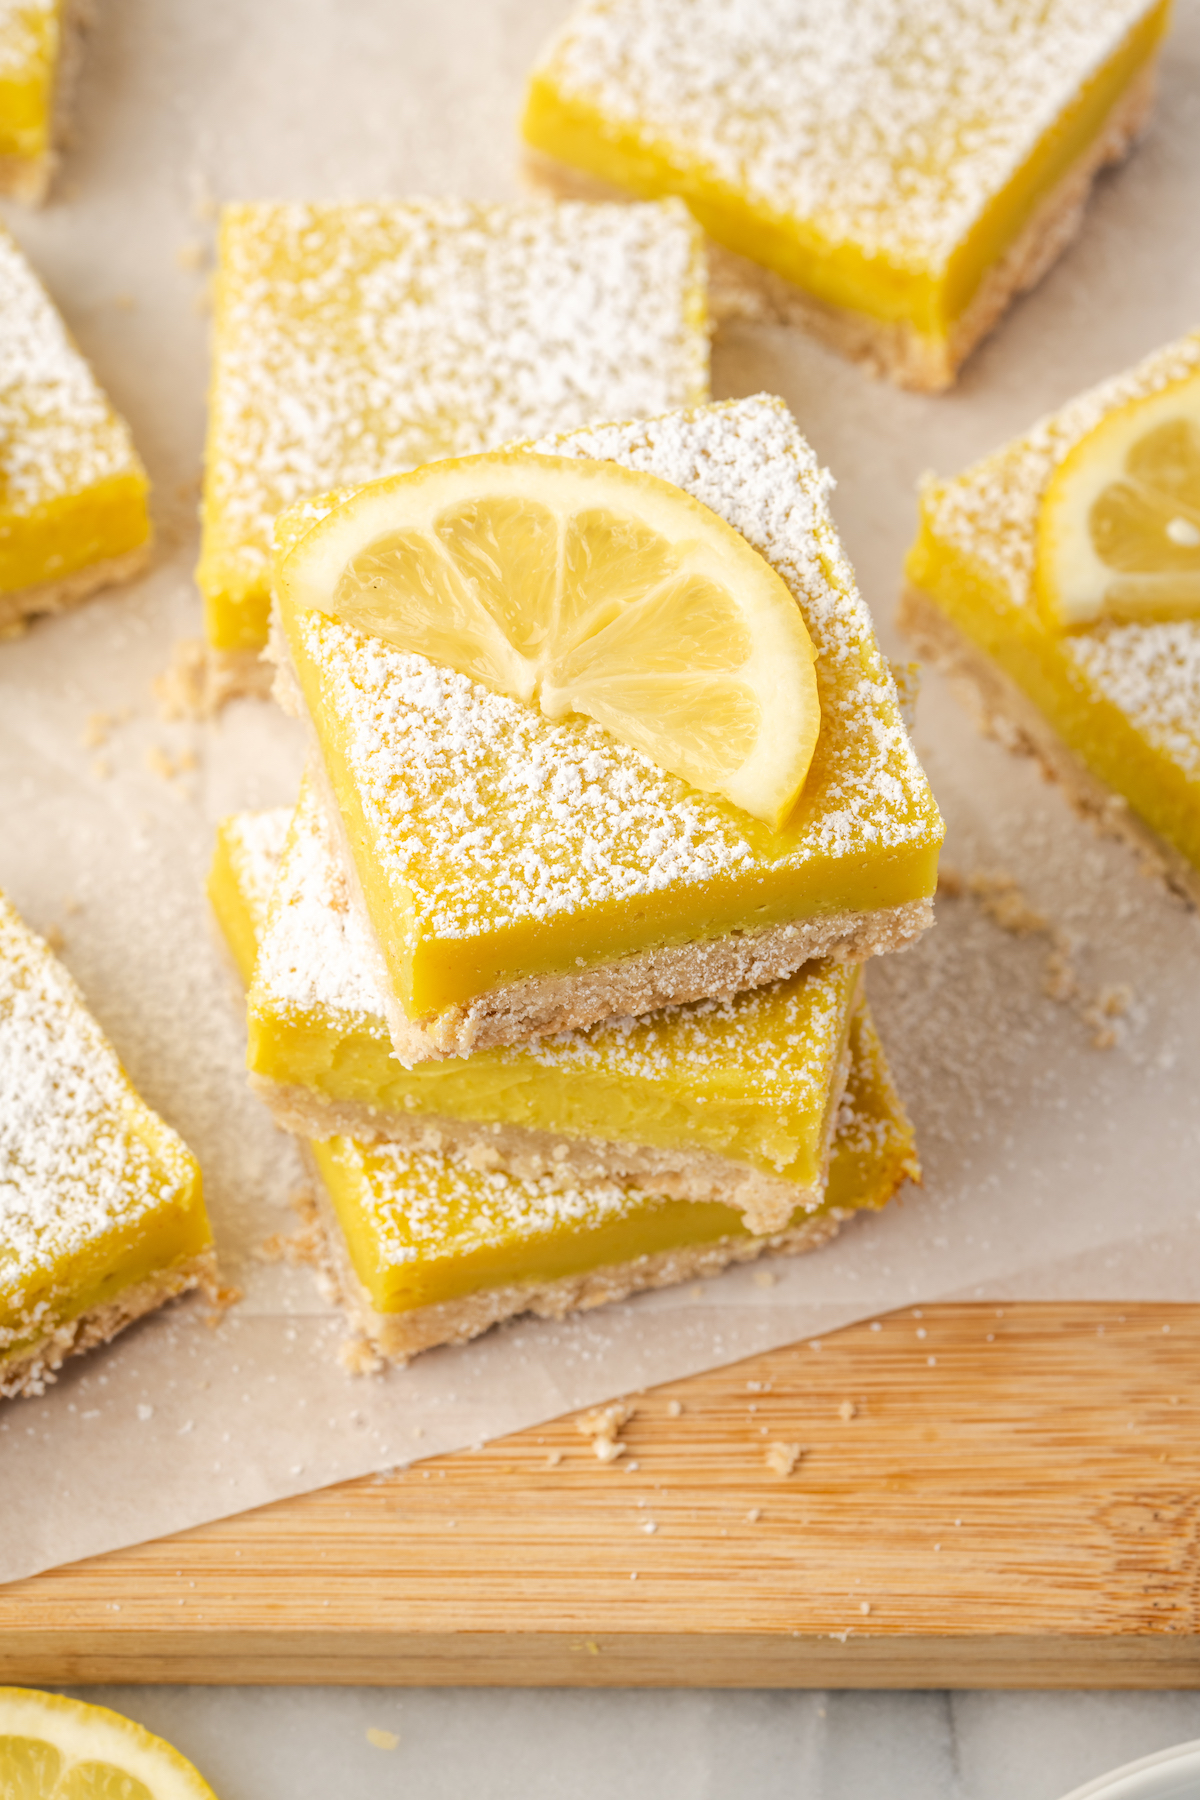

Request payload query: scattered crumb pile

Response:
[153,637,273,720]
[937,864,1134,1049]
[576,1399,636,1462]
[764,1440,803,1478]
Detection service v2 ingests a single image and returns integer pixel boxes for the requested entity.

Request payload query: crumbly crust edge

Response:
[0,1246,220,1401]
[523,61,1156,393]
[301,1153,853,1369]
[898,582,1200,910]
[154,639,276,719]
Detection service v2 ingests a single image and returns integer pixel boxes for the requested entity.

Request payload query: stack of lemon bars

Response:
[206,199,944,1366]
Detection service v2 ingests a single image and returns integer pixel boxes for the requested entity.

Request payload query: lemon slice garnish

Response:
[1036,371,1200,630]
[278,452,821,830]
[0,1688,219,1799]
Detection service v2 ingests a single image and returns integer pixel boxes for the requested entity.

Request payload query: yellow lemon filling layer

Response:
[0,225,150,598]
[198,198,709,652]
[276,397,942,1023]
[0,891,210,1372]
[522,0,1168,350]
[218,783,863,1197]
[907,329,1200,882]
[311,1001,912,1316]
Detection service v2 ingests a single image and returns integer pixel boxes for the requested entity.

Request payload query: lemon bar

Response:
[0,226,151,636]
[0,0,84,203]
[208,812,917,1364]
[214,781,863,1235]
[522,0,1169,392]
[198,197,709,668]
[0,890,215,1400]
[274,395,944,1062]
[901,328,1200,904]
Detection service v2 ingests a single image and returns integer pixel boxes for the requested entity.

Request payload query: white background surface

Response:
[4,0,1200,1786]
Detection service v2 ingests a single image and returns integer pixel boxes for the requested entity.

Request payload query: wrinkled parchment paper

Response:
[1,0,1198,1586]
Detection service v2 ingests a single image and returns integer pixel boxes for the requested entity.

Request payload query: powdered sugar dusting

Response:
[201,199,708,602]
[0,891,197,1338]
[0,226,143,516]
[533,0,1157,271]
[296,396,940,952]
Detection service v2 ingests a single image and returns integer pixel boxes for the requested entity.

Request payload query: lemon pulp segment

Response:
[235,778,860,1195]
[276,396,942,1023]
[1036,371,1200,629]
[198,199,709,651]
[522,0,1167,357]
[0,0,58,174]
[0,891,210,1383]
[281,451,821,828]
[0,225,149,598]
[312,1000,912,1315]
[907,330,1200,882]
[0,1688,220,1800]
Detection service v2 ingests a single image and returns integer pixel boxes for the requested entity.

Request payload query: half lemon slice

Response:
[278,452,821,830]
[0,1688,219,1799]
[1036,370,1200,630]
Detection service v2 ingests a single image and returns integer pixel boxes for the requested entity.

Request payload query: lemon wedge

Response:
[278,452,821,830]
[0,1688,219,1799]
[1036,371,1200,630]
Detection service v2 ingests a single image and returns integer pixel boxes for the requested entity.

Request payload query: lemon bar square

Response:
[208,810,917,1365]
[217,779,864,1235]
[0,890,215,1400]
[0,225,151,636]
[0,0,84,204]
[522,0,1169,392]
[274,394,944,1062]
[197,197,710,662]
[901,328,1200,905]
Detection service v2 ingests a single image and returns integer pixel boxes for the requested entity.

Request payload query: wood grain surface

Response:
[5,1302,1200,1689]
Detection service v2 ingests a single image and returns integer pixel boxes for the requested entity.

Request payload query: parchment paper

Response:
[1,0,1198,1587]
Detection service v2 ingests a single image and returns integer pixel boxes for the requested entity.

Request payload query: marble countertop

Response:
[60,1687,1200,1799]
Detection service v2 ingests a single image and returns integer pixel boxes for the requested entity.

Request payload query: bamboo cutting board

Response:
[4,1301,1200,1690]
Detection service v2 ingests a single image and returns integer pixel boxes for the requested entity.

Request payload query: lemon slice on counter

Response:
[1036,371,1200,630]
[0,1688,219,1799]
[278,452,821,830]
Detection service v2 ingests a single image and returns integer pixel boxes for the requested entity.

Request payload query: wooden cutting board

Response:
[5,1301,1200,1689]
